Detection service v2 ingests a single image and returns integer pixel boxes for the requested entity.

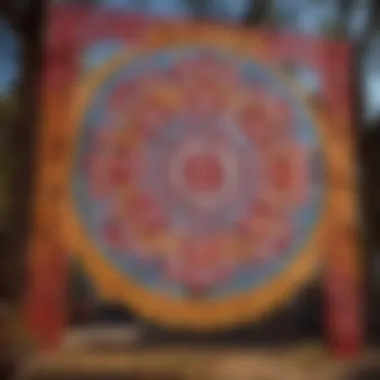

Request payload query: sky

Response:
[97,0,251,19]
[0,0,377,121]
[0,19,20,98]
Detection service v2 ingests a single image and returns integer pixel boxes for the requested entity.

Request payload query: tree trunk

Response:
[244,0,272,26]
[188,0,209,19]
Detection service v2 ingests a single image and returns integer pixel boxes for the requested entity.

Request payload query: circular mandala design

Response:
[71,48,324,307]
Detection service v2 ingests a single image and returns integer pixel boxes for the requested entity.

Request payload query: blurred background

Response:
[1,0,380,378]
[2,0,380,122]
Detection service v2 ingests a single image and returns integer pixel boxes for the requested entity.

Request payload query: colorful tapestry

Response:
[25,5,362,354]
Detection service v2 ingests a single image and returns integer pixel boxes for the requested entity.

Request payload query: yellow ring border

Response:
[61,37,334,331]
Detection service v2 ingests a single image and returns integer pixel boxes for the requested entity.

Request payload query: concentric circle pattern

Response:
[71,48,324,301]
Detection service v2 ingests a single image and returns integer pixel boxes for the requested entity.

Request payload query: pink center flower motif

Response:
[237,198,280,240]
[170,56,238,114]
[165,237,236,292]
[86,130,135,198]
[265,145,311,206]
[183,80,229,112]
[87,155,132,198]
[171,54,237,90]
[103,218,131,250]
[130,96,174,137]
[267,96,294,135]
[124,194,167,236]
[238,101,274,145]
[273,223,293,254]
[183,153,224,192]
[235,197,293,265]
[238,90,294,147]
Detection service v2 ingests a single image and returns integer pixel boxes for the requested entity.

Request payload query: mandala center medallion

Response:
[184,154,223,192]
[169,140,238,211]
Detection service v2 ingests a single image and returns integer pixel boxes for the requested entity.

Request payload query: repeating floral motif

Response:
[79,51,318,294]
